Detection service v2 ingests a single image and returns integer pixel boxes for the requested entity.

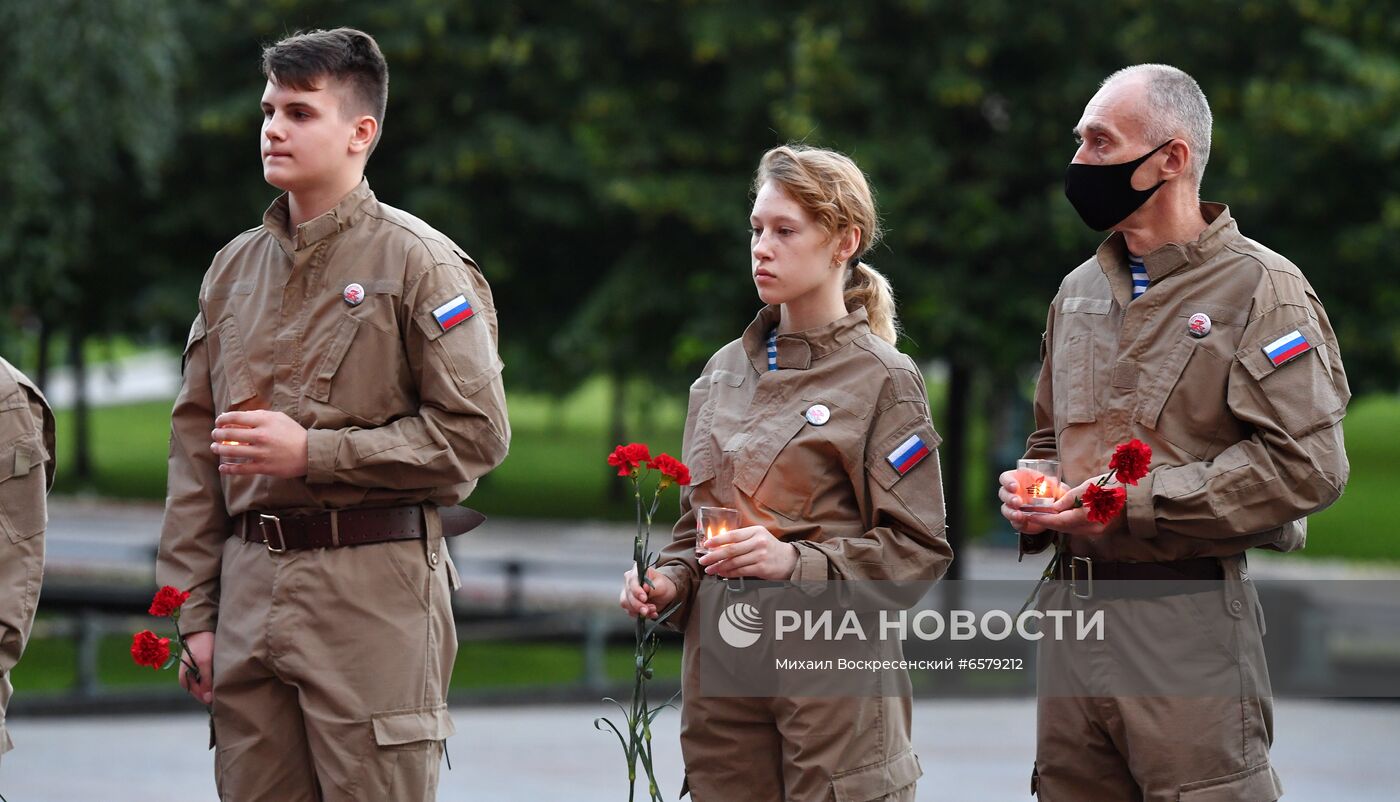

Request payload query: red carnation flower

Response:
[148,585,191,618]
[131,630,171,669]
[607,443,652,477]
[648,453,691,487]
[1082,484,1127,525]
[1109,439,1152,486]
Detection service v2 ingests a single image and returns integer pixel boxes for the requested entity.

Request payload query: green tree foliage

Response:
[0,0,183,477]
[2,0,1394,506]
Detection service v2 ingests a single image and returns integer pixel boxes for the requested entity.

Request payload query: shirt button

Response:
[430,551,440,566]
[1231,599,1243,613]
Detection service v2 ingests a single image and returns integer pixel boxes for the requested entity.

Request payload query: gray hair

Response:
[1103,64,1213,190]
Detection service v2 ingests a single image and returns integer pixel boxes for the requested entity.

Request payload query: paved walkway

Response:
[44,499,1400,601]
[2,699,1396,800]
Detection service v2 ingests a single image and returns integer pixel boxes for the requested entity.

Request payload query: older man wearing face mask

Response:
[998,65,1351,801]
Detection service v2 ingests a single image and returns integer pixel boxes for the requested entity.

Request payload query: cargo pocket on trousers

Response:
[829,749,922,802]
[371,705,455,750]
[362,705,456,798]
[1178,761,1282,801]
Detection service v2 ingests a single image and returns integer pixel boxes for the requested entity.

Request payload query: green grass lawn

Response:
[51,377,686,521]
[11,631,682,695]
[1304,394,1396,561]
[49,383,1400,560]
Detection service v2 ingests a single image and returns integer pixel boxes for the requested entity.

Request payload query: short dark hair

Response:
[261,28,389,153]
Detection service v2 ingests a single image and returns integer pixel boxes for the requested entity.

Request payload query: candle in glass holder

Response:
[219,422,251,465]
[696,506,740,556]
[1016,459,1062,512]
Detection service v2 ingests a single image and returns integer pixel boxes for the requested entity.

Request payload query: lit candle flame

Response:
[1031,479,1047,497]
[704,524,729,550]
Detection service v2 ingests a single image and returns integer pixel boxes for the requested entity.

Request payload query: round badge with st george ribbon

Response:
[1188,312,1212,338]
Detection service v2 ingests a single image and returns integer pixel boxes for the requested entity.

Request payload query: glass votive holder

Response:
[1016,459,1062,512]
[219,422,250,465]
[696,506,740,556]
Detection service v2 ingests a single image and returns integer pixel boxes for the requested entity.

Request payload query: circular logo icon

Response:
[804,404,831,426]
[1188,312,1212,338]
[717,602,764,649]
[343,283,366,306]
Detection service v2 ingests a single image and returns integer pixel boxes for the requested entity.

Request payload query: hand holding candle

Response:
[210,410,310,477]
[697,513,799,581]
[217,422,251,465]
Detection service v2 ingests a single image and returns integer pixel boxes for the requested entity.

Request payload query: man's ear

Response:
[1159,138,1192,182]
[349,115,378,156]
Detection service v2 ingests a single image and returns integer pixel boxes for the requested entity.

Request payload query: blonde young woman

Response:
[620,145,952,801]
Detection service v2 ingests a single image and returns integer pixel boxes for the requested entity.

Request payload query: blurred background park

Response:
[1,0,1397,798]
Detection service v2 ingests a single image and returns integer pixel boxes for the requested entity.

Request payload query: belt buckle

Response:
[259,513,287,554]
[1070,556,1093,600]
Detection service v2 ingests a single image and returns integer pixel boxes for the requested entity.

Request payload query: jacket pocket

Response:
[1137,337,1228,460]
[1052,332,1097,427]
[830,748,922,802]
[1178,761,1283,801]
[0,433,48,543]
[211,317,258,409]
[306,314,361,404]
[735,405,818,520]
[1052,297,1112,427]
[1238,320,1345,438]
[311,308,413,425]
[371,704,455,749]
[413,288,504,398]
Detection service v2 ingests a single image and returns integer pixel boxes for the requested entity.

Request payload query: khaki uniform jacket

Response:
[657,305,952,626]
[0,357,54,756]
[1022,204,1349,562]
[157,180,510,633]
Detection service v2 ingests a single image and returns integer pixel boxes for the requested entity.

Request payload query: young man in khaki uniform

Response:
[0,356,54,766]
[156,29,509,801]
[999,65,1349,801]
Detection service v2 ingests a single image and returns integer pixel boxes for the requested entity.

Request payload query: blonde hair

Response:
[754,145,899,344]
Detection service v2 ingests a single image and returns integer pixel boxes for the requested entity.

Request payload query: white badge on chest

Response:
[804,404,831,426]
[343,283,365,306]
[1188,312,1211,338]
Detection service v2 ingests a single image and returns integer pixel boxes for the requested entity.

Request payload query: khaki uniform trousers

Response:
[1033,556,1283,802]
[211,535,457,801]
[679,694,919,802]
[679,582,920,801]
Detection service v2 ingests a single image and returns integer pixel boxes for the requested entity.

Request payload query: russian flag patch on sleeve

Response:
[433,294,475,332]
[1263,329,1311,367]
[887,433,931,475]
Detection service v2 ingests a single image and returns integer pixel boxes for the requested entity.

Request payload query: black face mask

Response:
[1064,141,1172,231]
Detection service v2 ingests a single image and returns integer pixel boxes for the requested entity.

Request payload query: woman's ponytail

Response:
[844,260,898,344]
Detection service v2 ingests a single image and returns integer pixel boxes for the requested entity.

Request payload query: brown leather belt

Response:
[240,505,486,553]
[1054,554,1224,582]
[1054,554,1224,600]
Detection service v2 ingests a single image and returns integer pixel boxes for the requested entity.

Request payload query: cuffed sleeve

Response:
[156,312,228,634]
[303,259,510,490]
